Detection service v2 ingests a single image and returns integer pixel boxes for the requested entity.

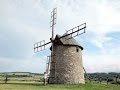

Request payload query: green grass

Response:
[0,82,120,90]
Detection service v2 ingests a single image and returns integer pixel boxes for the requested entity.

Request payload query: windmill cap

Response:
[54,34,83,50]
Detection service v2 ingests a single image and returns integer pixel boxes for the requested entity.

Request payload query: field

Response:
[0,73,120,90]
[0,81,120,90]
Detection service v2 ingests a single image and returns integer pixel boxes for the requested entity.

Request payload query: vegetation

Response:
[85,72,120,84]
[0,82,120,90]
[86,72,120,80]
[0,72,120,90]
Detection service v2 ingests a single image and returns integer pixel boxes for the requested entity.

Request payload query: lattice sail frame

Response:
[34,40,45,52]
[46,56,51,77]
[65,23,86,39]
[50,8,57,28]
[34,23,86,52]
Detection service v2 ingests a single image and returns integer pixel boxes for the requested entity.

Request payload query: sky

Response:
[0,0,120,73]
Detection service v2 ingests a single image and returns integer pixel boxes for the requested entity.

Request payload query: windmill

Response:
[34,8,86,84]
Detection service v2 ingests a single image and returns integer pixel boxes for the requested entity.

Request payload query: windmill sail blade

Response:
[60,23,86,40]
[50,8,57,28]
[34,40,51,52]
[46,56,51,77]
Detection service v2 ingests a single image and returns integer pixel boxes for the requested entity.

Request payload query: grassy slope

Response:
[0,82,120,90]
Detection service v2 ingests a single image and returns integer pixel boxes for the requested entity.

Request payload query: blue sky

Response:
[0,0,120,73]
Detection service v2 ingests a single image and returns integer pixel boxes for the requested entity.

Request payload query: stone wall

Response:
[49,44,85,84]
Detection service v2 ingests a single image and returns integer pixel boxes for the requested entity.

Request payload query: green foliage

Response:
[85,72,120,81]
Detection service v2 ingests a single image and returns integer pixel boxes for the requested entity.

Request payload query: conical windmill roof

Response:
[54,34,83,50]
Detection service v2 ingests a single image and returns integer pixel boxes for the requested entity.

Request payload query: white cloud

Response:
[83,53,120,73]
[0,55,47,73]
[0,0,120,73]
[93,1,120,33]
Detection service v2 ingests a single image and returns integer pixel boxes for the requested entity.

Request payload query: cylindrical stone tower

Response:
[49,34,85,84]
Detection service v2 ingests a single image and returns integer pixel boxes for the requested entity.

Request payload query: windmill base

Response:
[48,77,85,84]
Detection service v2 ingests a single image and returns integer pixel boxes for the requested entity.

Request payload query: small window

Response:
[76,47,79,52]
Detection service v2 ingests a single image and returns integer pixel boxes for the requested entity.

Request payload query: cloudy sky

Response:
[0,0,120,73]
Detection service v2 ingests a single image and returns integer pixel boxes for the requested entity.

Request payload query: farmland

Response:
[0,72,120,90]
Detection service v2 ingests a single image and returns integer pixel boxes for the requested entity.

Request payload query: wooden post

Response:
[99,77,102,84]
[5,74,8,84]
[107,77,109,85]
[115,75,118,85]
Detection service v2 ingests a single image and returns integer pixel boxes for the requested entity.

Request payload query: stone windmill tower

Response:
[34,8,86,84]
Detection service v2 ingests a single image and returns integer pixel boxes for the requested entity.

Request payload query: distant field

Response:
[0,74,42,83]
[0,73,120,90]
[0,82,120,90]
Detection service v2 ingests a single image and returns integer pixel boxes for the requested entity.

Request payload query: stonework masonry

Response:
[49,44,85,84]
